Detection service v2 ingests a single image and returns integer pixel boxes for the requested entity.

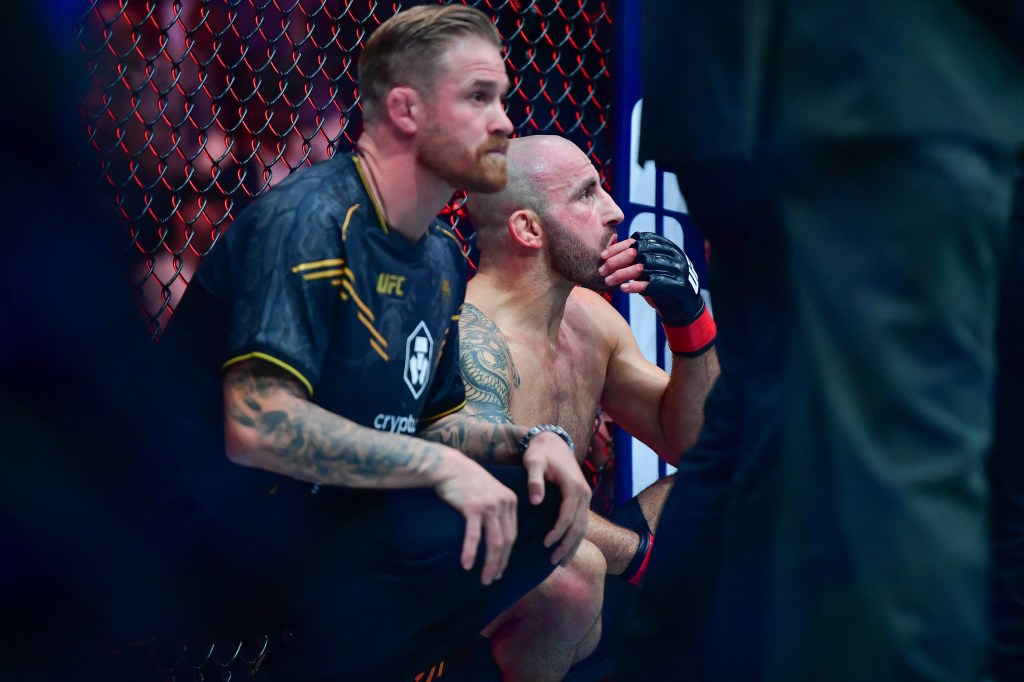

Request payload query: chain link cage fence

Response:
[76,0,615,338]
[76,1,616,677]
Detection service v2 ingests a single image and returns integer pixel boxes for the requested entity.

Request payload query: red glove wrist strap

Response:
[663,306,716,356]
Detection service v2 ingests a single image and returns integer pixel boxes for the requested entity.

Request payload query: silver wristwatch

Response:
[518,423,575,456]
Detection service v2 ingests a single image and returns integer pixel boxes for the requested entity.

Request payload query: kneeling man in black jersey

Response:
[158,7,591,680]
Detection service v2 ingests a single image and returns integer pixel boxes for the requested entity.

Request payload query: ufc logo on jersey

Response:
[377,273,406,296]
[404,321,434,399]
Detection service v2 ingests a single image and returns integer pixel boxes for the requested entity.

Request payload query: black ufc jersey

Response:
[163,153,468,439]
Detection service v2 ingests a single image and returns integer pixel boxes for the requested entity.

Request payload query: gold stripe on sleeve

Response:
[223,352,314,397]
[291,258,346,273]
[420,400,467,424]
[302,268,347,281]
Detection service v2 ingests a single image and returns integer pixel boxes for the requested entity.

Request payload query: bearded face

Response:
[547,221,617,292]
[417,117,509,193]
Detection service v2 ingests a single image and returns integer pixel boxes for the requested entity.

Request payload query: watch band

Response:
[518,423,575,456]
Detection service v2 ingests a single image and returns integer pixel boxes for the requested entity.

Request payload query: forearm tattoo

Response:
[225,360,442,487]
[418,412,524,465]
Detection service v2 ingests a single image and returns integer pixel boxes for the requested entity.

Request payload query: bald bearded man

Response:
[437,134,720,677]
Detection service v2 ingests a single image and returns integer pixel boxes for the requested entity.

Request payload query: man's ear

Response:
[384,86,420,136]
[508,209,544,249]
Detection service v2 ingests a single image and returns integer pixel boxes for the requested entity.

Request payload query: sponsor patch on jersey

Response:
[404,320,434,399]
[373,412,418,434]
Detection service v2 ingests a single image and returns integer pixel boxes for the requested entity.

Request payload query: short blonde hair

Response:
[359,4,502,123]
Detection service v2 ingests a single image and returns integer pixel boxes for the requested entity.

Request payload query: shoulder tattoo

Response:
[458,303,519,424]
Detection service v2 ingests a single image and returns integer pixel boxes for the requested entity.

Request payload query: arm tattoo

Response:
[225,360,443,487]
[417,304,526,464]
[418,411,524,465]
[458,303,519,423]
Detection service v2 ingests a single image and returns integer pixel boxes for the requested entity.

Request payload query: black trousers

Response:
[619,141,1017,682]
[621,1,1023,676]
[989,169,1024,681]
[163,464,560,681]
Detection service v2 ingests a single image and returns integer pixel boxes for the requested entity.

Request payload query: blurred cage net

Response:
[75,0,615,338]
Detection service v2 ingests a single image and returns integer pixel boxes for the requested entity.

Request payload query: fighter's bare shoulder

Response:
[565,286,632,348]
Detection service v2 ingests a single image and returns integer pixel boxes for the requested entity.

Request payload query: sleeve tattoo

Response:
[225,360,442,486]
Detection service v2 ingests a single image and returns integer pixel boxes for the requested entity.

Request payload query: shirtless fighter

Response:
[458,134,720,677]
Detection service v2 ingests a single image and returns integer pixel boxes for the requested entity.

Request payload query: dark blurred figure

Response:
[617,2,1024,681]
[0,2,193,679]
[990,168,1024,681]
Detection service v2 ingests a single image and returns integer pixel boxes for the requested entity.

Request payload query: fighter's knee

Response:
[540,540,606,625]
[488,539,605,641]
[532,540,605,661]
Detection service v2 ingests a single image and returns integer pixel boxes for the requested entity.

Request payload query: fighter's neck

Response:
[355,133,455,243]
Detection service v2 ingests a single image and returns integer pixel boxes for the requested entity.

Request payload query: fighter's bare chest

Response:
[506,341,607,457]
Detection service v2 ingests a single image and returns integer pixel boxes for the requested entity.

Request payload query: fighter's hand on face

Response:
[521,432,591,566]
[599,235,647,293]
[602,231,716,356]
[433,453,518,586]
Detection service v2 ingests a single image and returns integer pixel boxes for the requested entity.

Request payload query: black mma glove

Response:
[630,231,716,356]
